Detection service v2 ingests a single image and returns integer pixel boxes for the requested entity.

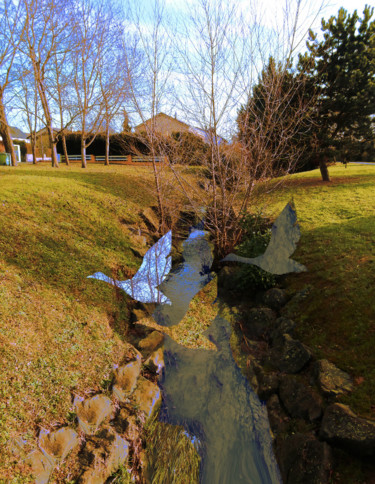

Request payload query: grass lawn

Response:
[0,163,201,481]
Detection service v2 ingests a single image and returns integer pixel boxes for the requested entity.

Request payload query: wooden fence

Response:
[60,154,166,165]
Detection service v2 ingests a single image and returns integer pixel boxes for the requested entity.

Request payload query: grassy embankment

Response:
[257,164,375,417]
[0,163,202,481]
[257,164,375,483]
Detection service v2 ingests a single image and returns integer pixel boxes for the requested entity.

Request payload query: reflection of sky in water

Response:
[153,229,281,483]
[89,231,172,304]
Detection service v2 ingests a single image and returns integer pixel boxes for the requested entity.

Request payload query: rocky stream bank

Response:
[219,267,375,483]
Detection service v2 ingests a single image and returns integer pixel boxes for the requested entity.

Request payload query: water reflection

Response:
[153,229,282,483]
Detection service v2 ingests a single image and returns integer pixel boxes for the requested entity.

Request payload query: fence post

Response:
[127,154,132,164]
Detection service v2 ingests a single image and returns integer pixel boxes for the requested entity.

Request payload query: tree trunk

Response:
[319,157,330,182]
[0,91,17,166]
[62,134,69,165]
[31,136,37,164]
[105,125,110,166]
[81,138,87,168]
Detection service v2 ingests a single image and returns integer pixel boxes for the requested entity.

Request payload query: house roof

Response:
[134,112,227,144]
[134,112,191,131]
[0,126,29,143]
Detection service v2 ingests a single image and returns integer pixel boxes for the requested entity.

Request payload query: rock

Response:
[113,359,142,402]
[217,266,237,291]
[279,375,322,422]
[120,343,142,364]
[272,334,312,373]
[276,433,332,484]
[266,394,290,436]
[138,331,164,353]
[9,437,27,458]
[38,427,79,462]
[262,288,288,311]
[124,415,140,442]
[129,234,148,257]
[320,403,375,456]
[114,408,132,432]
[314,360,353,397]
[79,427,129,484]
[140,207,159,232]
[144,347,164,374]
[74,394,114,435]
[280,285,313,319]
[131,308,149,323]
[243,307,277,340]
[24,449,54,484]
[130,376,161,421]
[254,366,279,400]
[270,317,296,345]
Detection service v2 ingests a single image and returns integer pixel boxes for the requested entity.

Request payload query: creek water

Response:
[151,228,282,483]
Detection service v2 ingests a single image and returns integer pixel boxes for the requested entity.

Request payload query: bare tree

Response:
[49,37,79,166]
[0,0,25,166]
[21,0,77,167]
[15,67,41,163]
[99,48,129,166]
[167,0,325,256]
[71,0,119,168]
[121,0,175,232]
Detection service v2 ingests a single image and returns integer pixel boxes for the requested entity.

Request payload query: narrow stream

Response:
[152,228,282,483]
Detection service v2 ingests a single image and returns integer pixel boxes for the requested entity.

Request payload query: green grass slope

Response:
[0,165,164,480]
[258,164,375,418]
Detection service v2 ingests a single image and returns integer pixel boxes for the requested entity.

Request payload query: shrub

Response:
[231,212,277,292]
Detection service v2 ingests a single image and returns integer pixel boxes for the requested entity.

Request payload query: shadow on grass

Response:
[2,167,156,207]
[283,215,375,416]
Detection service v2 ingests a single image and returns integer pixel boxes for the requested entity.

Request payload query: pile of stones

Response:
[232,285,375,484]
[12,329,164,483]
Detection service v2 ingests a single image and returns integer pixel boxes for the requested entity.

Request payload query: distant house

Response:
[0,126,30,162]
[27,127,62,158]
[134,112,226,145]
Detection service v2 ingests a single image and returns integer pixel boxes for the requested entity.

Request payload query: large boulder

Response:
[276,433,332,484]
[266,394,290,437]
[79,427,129,484]
[217,266,237,291]
[24,449,54,484]
[254,365,279,400]
[279,375,322,422]
[314,360,353,397]
[271,334,312,373]
[144,347,165,374]
[138,331,164,354]
[130,376,161,422]
[270,317,296,345]
[74,395,114,435]
[319,403,375,457]
[242,307,277,340]
[261,288,288,311]
[38,427,79,462]
[113,359,142,402]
